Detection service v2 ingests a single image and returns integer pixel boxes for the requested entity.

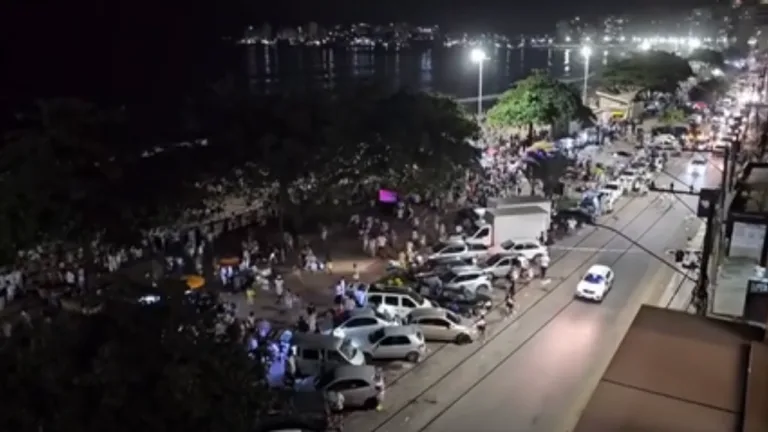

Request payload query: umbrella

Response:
[182,275,205,290]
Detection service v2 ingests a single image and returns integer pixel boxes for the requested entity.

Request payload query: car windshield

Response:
[406,290,425,305]
[432,243,450,253]
[500,239,516,250]
[368,328,386,345]
[314,371,335,389]
[339,337,358,359]
[484,254,504,266]
[691,159,707,166]
[445,311,461,325]
[630,163,645,169]
[584,273,605,284]
[621,170,636,176]
[604,183,619,191]
[439,271,458,284]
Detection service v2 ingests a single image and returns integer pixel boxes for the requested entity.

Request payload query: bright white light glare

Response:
[639,40,651,51]
[581,46,593,58]
[712,68,724,77]
[565,36,572,42]
[470,48,487,63]
[603,36,611,42]
[688,38,702,48]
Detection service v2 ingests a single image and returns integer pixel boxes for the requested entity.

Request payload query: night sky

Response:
[0,0,714,109]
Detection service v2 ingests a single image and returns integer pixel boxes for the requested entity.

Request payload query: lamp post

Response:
[470,48,488,117]
[580,45,593,104]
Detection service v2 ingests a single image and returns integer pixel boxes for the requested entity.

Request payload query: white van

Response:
[293,333,365,376]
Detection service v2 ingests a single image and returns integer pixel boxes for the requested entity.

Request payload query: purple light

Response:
[378,189,398,203]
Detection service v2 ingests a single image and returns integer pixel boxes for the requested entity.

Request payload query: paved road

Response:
[344,153,723,432]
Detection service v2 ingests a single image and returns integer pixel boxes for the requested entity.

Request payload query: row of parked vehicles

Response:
[262,230,558,425]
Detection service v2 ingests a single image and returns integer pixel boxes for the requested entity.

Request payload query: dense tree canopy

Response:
[689,78,728,105]
[688,48,725,68]
[486,71,593,140]
[599,51,693,94]
[0,86,481,258]
[0,280,270,432]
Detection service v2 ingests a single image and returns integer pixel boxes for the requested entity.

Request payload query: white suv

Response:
[438,268,493,298]
[499,239,548,262]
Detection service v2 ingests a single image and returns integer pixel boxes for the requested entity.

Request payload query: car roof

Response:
[346,308,378,319]
[450,264,483,273]
[451,267,486,276]
[380,325,420,337]
[367,285,416,295]
[586,264,612,276]
[407,307,448,320]
[330,365,377,381]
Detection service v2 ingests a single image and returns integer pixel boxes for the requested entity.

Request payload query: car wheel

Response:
[364,397,380,410]
[405,351,421,362]
[455,333,472,345]
[364,352,374,363]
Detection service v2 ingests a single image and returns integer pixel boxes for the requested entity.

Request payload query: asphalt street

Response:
[345,152,723,432]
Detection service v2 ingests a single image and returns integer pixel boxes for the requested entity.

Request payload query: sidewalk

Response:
[656,218,706,311]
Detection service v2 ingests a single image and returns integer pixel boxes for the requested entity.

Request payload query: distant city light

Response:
[470,48,487,63]
[688,38,702,49]
[581,45,593,58]
[565,36,572,43]
[639,40,652,51]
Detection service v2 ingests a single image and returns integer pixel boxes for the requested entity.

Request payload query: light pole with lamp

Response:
[580,45,593,104]
[470,48,488,117]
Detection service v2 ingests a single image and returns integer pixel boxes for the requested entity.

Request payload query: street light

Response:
[580,45,592,103]
[470,48,488,116]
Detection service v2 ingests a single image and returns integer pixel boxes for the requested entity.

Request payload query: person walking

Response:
[539,254,550,284]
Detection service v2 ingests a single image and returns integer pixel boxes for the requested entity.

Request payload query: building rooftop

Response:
[574,305,765,432]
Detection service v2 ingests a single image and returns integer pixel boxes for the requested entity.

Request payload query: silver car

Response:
[406,307,479,344]
[428,241,491,261]
[358,325,427,363]
[322,307,400,341]
[479,253,521,279]
[439,268,493,297]
[296,365,385,410]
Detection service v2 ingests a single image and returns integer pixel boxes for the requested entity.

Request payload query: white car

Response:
[600,181,623,201]
[439,268,493,297]
[619,169,639,187]
[323,308,400,341]
[575,264,614,302]
[428,241,490,261]
[499,239,548,262]
[688,158,707,176]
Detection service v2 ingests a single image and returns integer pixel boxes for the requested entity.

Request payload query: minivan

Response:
[292,333,365,376]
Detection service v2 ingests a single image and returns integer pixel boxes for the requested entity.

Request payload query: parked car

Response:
[358,325,427,363]
[322,308,401,341]
[438,268,493,297]
[366,286,433,318]
[478,253,521,279]
[600,181,623,201]
[574,264,615,302]
[295,365,385,410]
[406,307,479,344]
[428,241,491,261]
[499,239,548,262]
